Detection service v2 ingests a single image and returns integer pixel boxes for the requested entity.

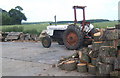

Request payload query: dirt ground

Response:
[1,42,93,76]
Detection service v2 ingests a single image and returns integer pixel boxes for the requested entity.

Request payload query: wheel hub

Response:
[43,40,49,46]
[66,32,78,46]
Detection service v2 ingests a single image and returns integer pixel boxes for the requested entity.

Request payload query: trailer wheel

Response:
[63,25,83,50]
[42,36,51,48]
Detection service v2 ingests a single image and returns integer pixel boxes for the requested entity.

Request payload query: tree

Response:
[0,6,27,25]
[0,8,11,25]
[15,6,23,11]
[9,6,27,25]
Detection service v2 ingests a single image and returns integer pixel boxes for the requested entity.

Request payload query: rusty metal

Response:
[73,6,86,31]
[82,8,86,31]
[66,32,78,46]
[73,7,77,24]
[72,6,94,47]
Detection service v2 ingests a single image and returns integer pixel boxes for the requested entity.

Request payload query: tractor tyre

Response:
[42,36,51,48]
[57,39,64,45]
[63,25,84,50]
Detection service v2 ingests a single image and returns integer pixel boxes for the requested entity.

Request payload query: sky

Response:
[0,0,120,22]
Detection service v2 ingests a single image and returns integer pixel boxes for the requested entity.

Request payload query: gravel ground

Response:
[1,42,93,76]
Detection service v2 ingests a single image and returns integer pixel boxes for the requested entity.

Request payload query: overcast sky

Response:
[0,0,119,22]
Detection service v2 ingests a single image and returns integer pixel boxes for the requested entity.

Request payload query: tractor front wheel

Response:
[42,36,51,48]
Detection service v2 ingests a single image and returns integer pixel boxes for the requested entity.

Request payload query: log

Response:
[93,28,105,41]
[24,34,31,40]
[95,56,102,69]
[99,46,111,57]
[58,57,67,64]
[109,47,118,57]
[5,36,18,41]
[30,34,38,41]
[57,61,65,70]
[64,60,77,71]
[58,60,77,70]
[71,52,79,58]
[94,32,101,36]
[99,46,117,57]
[58,56,75,64]
[93,36,101,41]
[115,24,120,29]
[78,47,92,55]
[118,49,120,57]
[88,64,97,75]
[96,56,102,63]
[118,30,120,39]
[101,29,119,40]
[98,63,113,75]
[118,40,120,46]
[19,33,25,41]
[5,32,23,41]
[110,71,120,77]
[0,32,2,42]
[103,39,120,48]
[112,39,120,49]
[114,57,120,71]
[106,27,116,30]
[77,63,87,73]
[91,58,97,66]
[59,52,79,61]
[93,32,102,41]
[92,41,103,51]
[103,40,115,46]
[79,51,91,63]
[89,50,99,58]
[1,32,8,42]
[102,57,116,64]
[93,40,119,48]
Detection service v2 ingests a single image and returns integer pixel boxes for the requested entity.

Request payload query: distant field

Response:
[92,21,118,28]
[0,21,118,35]
[0,23,49,35]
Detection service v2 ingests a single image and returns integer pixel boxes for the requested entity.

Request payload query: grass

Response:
[0,21,118,35]
[0,23,49,35]
[92,21,118,28]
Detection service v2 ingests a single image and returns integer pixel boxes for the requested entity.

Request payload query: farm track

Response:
[1,42,93,76]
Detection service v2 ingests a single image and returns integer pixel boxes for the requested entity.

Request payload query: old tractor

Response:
[40,6,96,50]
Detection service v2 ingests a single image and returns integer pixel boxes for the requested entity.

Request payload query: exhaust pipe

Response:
[54,15,57,26]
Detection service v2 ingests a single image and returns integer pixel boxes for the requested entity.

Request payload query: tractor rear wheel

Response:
[63,25,83,50]
[42,36,51,48]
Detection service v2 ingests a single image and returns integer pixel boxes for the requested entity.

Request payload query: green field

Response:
[0,23,49,35]
[92,21,118,28]
[0,21,118,35]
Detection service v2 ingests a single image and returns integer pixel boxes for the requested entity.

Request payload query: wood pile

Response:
[0,31,3,42]
[0,32,39,42]
[1,32,9,41]
[58,24,120,77]
[115,24,120,29]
